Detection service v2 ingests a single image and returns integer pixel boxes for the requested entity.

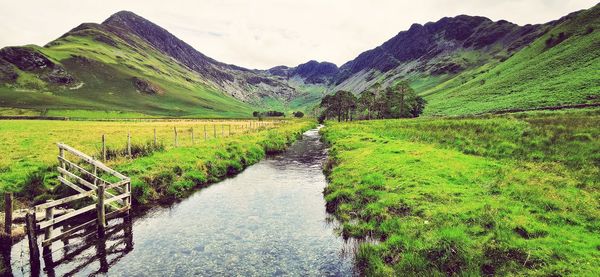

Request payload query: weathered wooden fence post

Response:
[191,127,195,144]
[174,127,178,147]
[153,128,157,147]
[222,124,224,137]
[229,124,231,136]
[25,211,40,271]
[214,125,217,138]
[59,146,65,178]
[127,132,132,157]
[102,134,106,162]
[97,184,106,236]
[4,192,12,236]
[204,125,207,141]
[44,203,54,241]
[126,180,132,212]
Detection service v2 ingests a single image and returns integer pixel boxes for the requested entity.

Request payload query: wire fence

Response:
[93,119,284,162]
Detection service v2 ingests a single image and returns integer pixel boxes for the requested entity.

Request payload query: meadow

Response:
[0,118,303,197]
[321,108,599,275]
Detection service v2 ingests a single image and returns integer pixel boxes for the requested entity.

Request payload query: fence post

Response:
[44,204,54,241]
[97,184,106,236]
[191,127,195,144]
[59,146,65,179]
[25,211,40,272]
[102,134,106,162]
[93,165,98,186]
[229,125,231,136]
[154,128,157,147]
[222,125,224,137]
[127,132,132,158]
[4,192,12,236]
[127,180,132,211]
[174,127,178,147]
[204,125,207,141]
[214,125,217,138]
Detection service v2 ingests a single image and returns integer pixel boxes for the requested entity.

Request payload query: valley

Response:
[0,2,598,276]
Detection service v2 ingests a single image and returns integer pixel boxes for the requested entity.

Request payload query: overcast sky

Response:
[0,0,596,69]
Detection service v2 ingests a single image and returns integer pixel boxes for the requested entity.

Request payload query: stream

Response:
[7,127,355,276]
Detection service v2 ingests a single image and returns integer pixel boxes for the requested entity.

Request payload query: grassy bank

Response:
[0,119,281,192]
[321,108,599,276]
[0,119,313,206]
[117,120,316,204]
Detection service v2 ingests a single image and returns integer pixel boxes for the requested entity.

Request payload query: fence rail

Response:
[24,142,131,272]
[98,120,283,161]
[16,119,285,274]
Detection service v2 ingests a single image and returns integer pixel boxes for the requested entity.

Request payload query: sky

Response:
[0,0,596,69]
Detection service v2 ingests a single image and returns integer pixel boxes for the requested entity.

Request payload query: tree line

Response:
[252,111,304,118]
[318,81,426,122]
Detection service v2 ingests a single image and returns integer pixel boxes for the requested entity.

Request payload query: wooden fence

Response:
[25,143,131,272]
[99,120,282,161]
[11,119,283,273]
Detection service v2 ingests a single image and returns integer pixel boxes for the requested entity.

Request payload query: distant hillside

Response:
[331,14,553,93]
[0,11,297,117]
[421,5,600,115]
[265,60,339,112]
[280,3,600,116]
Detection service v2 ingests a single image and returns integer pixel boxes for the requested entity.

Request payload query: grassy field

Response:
[321,108,599,275]
[0,119,289,195]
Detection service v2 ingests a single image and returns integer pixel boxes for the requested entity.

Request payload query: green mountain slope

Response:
[422,5,600,116]
[0,12,296,118]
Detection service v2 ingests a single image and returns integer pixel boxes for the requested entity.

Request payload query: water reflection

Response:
[43,215,133,277]
[1,236,13,276]
[10,127,355,276]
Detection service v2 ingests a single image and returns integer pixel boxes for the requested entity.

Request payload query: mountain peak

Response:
[103,10,145,25]
[334,13,548,87]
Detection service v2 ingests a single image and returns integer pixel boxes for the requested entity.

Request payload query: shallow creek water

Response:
[8,127,355,276]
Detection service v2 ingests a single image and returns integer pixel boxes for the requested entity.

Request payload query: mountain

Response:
[330,15,553,93]
[1,4,598,118]
[268,60,339,85]
[0,11,297,117]
[283,3,599,116]
[421,5,600,115]
[261,60,339,113]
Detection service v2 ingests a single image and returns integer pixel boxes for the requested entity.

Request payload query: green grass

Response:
[321,108,599,275]
[118,119,315,204]
[421,5,600,115]
[0,119,295,194]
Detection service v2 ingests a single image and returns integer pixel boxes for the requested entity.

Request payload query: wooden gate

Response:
[25,143,131,271]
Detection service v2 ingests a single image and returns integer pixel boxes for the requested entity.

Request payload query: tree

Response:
[358,90,376,120]
[318,81,425,121]
[319,91,357,122]
[410,96,427,117]
[254,110,285,117]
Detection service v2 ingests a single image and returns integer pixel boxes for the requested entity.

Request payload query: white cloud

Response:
[0,0,596,69]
